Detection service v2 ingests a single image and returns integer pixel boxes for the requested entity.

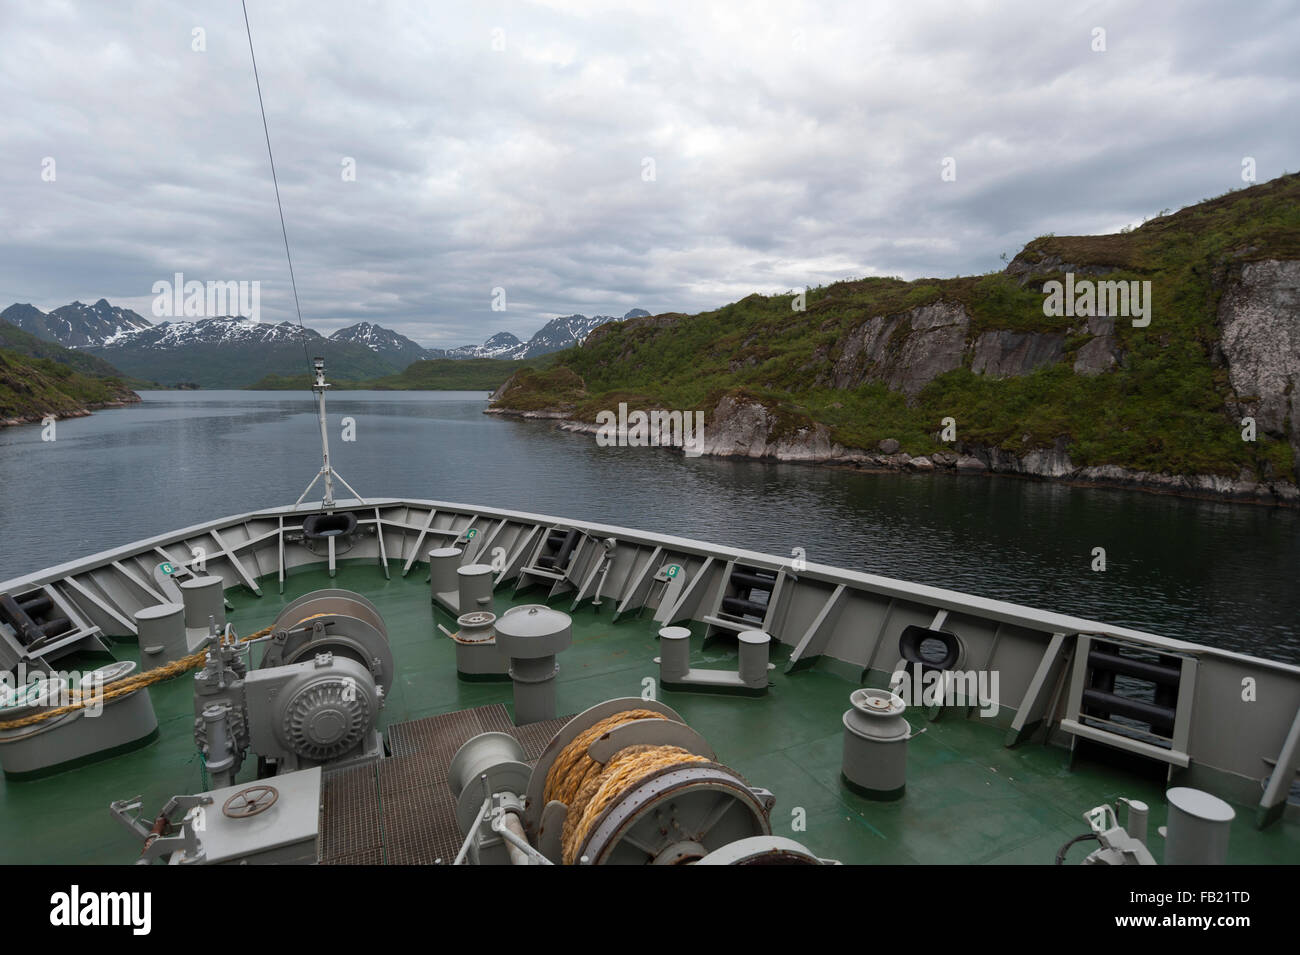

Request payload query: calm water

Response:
[1,391,1297,664]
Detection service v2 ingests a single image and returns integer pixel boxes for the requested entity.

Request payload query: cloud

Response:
[0,0,1295,347]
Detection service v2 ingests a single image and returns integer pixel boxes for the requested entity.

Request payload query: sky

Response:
[0,1,1296,348]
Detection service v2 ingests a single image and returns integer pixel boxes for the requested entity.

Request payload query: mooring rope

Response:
[561,743,709,864]
[541,707,712,864]
[543,708,665,807]
[0,622,279,732]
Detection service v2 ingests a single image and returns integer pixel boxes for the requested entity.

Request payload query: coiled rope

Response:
[542,708,711,864]
[562,744,709,864]
[0,622,279,732]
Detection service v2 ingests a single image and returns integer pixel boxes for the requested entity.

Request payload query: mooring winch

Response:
[115,587,392,863]
[195,588,390,784]
[447,697,827,865]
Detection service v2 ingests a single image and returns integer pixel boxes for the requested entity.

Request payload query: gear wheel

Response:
[194,703,249,756]
[281,676,371,761]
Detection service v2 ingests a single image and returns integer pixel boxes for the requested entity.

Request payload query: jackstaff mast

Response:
[241,7,363,511]
[295,357,363,509]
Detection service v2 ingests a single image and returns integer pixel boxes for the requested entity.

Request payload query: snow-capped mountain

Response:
[106,316,317,350]
[518,313,619,357]
[445,332,526,360]
[329,322,432,366]
[79,316,397,388]
[1,299,152,348]
[1,298,653,386]
[445,309,647,360]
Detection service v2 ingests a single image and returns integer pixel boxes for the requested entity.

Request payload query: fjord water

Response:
[0,390,1296,665]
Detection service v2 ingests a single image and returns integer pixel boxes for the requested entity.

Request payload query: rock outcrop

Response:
[1073,316,1119,376]
[697,396,836,459]
[971,330,1066,378]
[523,391,1299,505]
[1218,259,1300,472]
[832,302,969,397]
[834,302,1080,393]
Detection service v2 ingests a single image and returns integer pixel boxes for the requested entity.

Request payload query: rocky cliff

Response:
[1217,259,1300,476]
[488,174,1300,504]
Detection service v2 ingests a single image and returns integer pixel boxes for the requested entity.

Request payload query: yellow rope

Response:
[543,708,665,808]
[0,623,276,731]
[562,744,708,865]
[541,707,713,864]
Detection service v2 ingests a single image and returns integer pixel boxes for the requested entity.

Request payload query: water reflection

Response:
[0,391,1295,663]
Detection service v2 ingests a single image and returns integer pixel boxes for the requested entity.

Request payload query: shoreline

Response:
[0,396,141,429]
[486,406,1300,507]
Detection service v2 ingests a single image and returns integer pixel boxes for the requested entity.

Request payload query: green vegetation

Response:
[496,173,1300,481]
[250,355,555,391]
[0,348,139,422]
[491,366,587,410]
[0,319,155,389]
[88,340,399,390]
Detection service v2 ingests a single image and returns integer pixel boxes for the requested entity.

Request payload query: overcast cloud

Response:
[0,1,1296,347]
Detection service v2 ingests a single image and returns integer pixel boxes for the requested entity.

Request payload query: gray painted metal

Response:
[695,835,825,865]
[136,602,186,663]
[786,583,847,671]
[657,626,691,682]
[428,547,463,611]
[450,611,510,678]
[170,767,322,865]
[0,662,158,777]
[1164,787,1236,864]
[654,626,771,692]
[1006,633,1071,746]
[457,564,495,618]
[496,605,573,724]
[1061,634,1195,768]
[1121,797,1150,845]
[244,653,383,773]
[264,589,394,696]
[1258,705,1300,828]
[575,762,770,865]
[1,496,1296,817]
[842,689,912,797]
[585,718,716,763]
[613,545,662,620]
[180,576,225,630]
[738,629,774,688]
[662,555,714,625]
[446,732,531,837]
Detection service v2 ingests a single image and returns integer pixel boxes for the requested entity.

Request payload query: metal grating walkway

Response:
[318,704,569,864]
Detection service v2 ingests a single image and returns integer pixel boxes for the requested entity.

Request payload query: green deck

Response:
[2,562,1296,865]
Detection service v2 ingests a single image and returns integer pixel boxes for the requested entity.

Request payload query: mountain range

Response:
[0,301,648,388]
[1,299,152,348]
